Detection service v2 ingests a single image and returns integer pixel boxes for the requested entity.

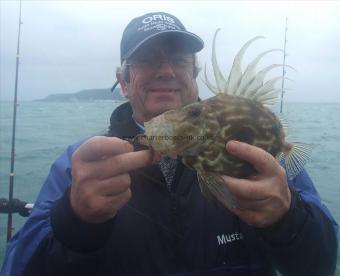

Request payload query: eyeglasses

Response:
[127,53,194,72]
[110,53,195,92]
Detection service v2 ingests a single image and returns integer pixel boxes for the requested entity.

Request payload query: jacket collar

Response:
[108,102,140,139]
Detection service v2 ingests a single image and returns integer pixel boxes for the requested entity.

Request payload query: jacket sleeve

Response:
[0,142,114,276]
[256,170,338,276]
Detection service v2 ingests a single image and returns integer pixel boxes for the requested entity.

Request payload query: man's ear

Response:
[193,66,200,79]
[116,68,129,97]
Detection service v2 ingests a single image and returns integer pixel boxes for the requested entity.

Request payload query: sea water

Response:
[0,101,339,272]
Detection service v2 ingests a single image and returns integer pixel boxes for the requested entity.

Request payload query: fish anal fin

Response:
[197,173,217,204]
[197,172,237,209]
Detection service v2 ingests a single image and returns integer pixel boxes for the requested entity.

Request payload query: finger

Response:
[233,197,268,210]
[216,196,258,224]
[226,140,278,175]
[97,174,131,196]
[96,149,156,178]
[83,189,132,223]
[106,189,132,213]
[74,136,134,162]
[222,175,267,201]
[227,207,262,227]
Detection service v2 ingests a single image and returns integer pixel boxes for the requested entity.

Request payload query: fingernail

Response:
[227,141,239,153]
[152,150,162,164]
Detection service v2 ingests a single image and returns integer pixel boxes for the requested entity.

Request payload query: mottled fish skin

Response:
[143,93,285,178]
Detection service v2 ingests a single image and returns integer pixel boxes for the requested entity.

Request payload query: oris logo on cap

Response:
[138,14,180,33]
[142,14,176,24]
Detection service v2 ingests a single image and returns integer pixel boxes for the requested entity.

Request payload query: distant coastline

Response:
[35,88,126,102]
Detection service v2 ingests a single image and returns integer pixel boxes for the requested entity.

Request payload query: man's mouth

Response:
[149,88,178,93]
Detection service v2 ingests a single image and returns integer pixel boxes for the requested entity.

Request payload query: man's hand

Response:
[222,140,291,228]
[70,136,155,224]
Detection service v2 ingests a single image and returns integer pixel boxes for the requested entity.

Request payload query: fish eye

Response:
[189,106,201,117]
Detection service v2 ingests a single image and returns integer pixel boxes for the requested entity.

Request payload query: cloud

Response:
[1,0,340,102]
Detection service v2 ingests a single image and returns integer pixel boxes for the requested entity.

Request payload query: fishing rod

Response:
[280,17,288,114]
[6,0,24,241]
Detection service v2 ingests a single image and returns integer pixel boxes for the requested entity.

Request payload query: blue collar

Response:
[132,117,145,133]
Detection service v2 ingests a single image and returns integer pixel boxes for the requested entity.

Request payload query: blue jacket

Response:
[1,103,338,275]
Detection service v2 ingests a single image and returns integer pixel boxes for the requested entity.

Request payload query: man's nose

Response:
[156,60,176,78]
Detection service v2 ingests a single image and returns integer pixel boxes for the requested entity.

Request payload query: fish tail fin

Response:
[278,115,289,136]
[197,172,237,208]
[282,142,312,180]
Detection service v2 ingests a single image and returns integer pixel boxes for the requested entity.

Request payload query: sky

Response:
[1,0,340,102]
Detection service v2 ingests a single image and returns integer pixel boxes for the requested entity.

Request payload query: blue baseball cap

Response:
[120,12,204,62]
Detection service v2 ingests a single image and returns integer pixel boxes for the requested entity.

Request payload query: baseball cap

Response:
[120,12,204,62]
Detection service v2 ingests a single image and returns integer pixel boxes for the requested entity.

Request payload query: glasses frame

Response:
[126,52,195,73]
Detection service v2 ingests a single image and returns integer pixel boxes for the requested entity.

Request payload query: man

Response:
[1,12,338,276]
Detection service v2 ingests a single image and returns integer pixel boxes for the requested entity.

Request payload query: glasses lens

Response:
[130,53,193,71]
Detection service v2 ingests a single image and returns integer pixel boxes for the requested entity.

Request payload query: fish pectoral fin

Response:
[197,172,237,209]
[283,142,312,180]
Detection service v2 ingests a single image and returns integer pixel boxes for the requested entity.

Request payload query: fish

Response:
[136,29,311,207]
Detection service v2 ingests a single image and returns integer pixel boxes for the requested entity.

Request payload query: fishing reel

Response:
[0,198,33,217]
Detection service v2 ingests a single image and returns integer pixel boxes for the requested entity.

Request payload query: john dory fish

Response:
[137,29,311,206]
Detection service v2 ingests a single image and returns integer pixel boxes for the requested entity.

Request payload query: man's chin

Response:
[153,100,182,111]
[147,105,179,119]
[153,107,175,117]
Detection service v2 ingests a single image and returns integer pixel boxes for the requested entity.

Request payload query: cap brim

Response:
[122,30,204,61]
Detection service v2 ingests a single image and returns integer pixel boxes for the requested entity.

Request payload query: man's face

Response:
[118,38,199,123]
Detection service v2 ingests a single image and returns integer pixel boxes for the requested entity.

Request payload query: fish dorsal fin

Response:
[244,64,283,98]
[236,49,282,96]
[225,36,265,95]
[251,76,283,105]
[202,64,219,95]
[212,28,228,92]
[284,142,312,180]
[204,29,283,108]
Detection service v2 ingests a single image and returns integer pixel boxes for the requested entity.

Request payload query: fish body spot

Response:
[231,127,255,145]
